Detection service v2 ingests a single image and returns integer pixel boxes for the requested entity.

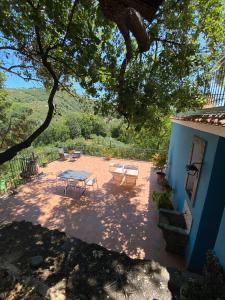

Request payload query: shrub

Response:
[91,116,108,137]
[65,114,82,138]
[111,126,120,138]
[60,138,86,151]
[35,120,70,145]
[152,192,173,210]
[180,251,225,299]
[101,147,113,158]
[152,152,167,172]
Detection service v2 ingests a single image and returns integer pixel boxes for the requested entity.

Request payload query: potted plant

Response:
[152,152,167,184]
[41,159,48,167]
[152,191,174,210]
[102,148,112,160]
[161,178,172,192]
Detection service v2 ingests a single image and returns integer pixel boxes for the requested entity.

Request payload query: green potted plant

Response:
[0,178,8,195]
[152,191,174,210]
[41,159,48,167]
[102,148,112,160]
[152,152,167,184]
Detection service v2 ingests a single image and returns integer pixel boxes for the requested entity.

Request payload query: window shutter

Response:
[185,136,206,204]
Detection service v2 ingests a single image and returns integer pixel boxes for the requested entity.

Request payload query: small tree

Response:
[152,153,167,173]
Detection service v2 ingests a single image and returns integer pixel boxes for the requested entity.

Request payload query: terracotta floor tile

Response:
[0,155,184,269]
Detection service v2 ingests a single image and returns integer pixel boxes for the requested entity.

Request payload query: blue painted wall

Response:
[188,136,225,270]
[213,137,225,269]
[214,208,225,268]
[167,122,220,270]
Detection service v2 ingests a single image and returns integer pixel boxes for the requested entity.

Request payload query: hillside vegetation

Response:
[6,88,92,120]
[0,88,170,190]
[2,88,170,152]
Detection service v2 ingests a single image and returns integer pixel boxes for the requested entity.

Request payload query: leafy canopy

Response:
[0,0,224,163]
[97,0,225,126]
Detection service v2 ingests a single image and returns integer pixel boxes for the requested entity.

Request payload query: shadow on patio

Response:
[0,155,184,269]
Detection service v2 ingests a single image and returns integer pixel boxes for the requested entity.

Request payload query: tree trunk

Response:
[0,81,58,165]
[99,0,163,52]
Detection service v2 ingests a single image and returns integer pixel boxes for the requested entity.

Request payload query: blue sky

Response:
[0,49,85,94]
[5,72,42,88]
[5,72,85,95]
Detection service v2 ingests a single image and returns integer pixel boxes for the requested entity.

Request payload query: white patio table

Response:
[57,169,92,195]
[125,169,139,176]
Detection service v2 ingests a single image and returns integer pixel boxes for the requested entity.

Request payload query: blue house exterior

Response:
[167,119,225,272]
[214,208,225,268]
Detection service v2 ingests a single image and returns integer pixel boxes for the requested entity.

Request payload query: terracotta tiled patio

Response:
[0,155,184,269]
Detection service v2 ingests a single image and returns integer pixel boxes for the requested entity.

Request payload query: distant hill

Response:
[6,88,93,120]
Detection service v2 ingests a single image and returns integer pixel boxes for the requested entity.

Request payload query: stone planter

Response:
[158,208,189,256]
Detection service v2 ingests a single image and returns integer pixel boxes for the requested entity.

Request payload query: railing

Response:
[206,58,225,107]
[80,144,166,161]
[0,145,166,193]
[0,150,59,193]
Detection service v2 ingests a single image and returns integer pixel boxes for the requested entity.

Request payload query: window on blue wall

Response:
[185,136,206,204]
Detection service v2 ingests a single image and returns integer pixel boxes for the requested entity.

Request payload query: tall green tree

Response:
[0,73,35,149]
[0,0,116,163]
[0,0,224,164]
[98,0,225,127]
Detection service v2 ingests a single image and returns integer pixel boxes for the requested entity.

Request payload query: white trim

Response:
[172,119,225,137]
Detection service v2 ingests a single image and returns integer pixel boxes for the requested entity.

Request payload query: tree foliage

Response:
[0,75,35,150]
[0,0,117,163]
[98,0,225,126]
[0,0,224,164]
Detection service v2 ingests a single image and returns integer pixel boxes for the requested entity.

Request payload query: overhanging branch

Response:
[0,79,58,164]
[0,65,41,82]
[0,2,60,164]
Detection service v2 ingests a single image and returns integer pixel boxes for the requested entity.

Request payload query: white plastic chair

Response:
[109,162,124,172]
[55,172,68,189]
[124,165,138,171]
[85,177,98,190]
[65,179,79,196]
[112,172,124,184]
[124,165,139,186]
[124,175,137,186]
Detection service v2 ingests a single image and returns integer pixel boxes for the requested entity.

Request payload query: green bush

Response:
[59,138,86,151]
[152,152,167,172]
[35,120,70,145]
[180,251,225,300]
[65,113,82,138]
[91,115,108,137]
[152,192,173,210]
[111,126,120,138]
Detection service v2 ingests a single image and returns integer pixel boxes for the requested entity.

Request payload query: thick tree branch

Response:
[0,4,60,164]
[6,64,34,71]
[0,46,21,51]
[61,0,79,46]
[154,37,183,46]
[0,80,58,164]
[0,65,41,82]
[100,0,164,118]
